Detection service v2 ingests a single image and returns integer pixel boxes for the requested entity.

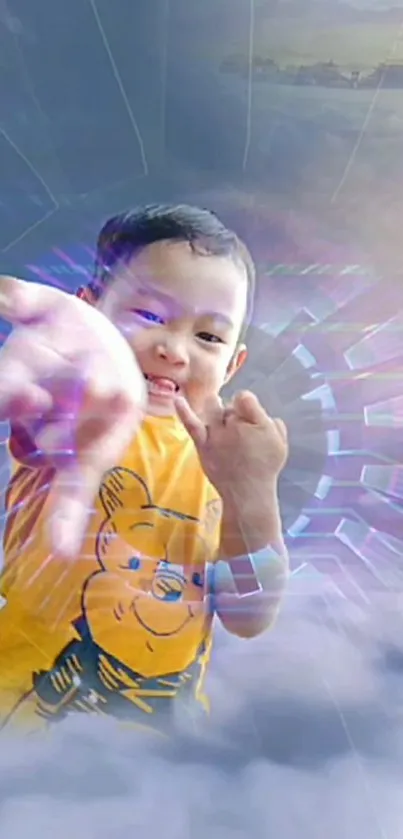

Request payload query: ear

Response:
[224,343,248,385]
[99,467,152,515]
[76,285,97,306]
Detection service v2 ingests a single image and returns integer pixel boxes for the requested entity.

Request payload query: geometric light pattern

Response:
[2,246,403,611]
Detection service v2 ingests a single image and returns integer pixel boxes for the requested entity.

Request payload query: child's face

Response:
[100,240,248,417]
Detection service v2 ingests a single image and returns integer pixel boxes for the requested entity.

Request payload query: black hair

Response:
[90,203,255,342]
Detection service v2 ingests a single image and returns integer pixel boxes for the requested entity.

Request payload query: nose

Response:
[155,334,188,366]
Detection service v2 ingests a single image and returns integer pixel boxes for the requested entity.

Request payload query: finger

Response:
[48,393,144,556]
[0,357,54,421]
[3,384,53,421]
[202,393,225,427]
[49,462,103,557]
[232,391,268,425]
[175,396,207,447]
[0,335,80,422]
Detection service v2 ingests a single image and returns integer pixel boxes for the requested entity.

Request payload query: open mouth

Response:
[144,374,180,396]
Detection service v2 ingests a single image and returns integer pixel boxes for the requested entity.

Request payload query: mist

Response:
[1,576,402,839]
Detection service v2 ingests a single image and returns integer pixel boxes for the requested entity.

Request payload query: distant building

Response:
[220,53,403,91]
[295,61,349,88]
[361,62,403,89]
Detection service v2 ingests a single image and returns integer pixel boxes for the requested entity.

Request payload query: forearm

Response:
[213,483,289,637]
[219,481,285,558]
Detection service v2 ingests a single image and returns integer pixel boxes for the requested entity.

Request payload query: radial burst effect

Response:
[226,260,403,608]
[1,244,402,610]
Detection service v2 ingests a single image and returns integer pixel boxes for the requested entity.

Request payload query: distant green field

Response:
[223,23,403,71]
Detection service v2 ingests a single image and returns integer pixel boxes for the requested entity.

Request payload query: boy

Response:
[0,204,288,733]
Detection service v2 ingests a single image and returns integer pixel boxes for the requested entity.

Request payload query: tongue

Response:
[147,377,177,394]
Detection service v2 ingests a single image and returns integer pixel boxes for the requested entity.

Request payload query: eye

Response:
[196,331,224,344]
[131,308,165,325]
[192,571,204,588]
[128,556,141,570]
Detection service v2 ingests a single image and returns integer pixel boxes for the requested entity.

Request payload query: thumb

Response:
[175,396,207,447]
[0,275,61,325]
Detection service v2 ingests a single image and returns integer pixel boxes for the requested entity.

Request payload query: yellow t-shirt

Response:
[0,414,222,733]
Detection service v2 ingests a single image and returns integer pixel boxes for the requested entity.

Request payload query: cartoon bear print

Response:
[5,468,218,728]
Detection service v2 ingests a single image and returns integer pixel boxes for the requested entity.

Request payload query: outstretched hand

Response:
[0,275,147,556]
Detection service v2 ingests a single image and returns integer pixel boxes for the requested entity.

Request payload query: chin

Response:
[146,399,176,418]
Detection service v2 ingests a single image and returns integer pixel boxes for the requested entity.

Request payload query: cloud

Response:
[0,576,402,838]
